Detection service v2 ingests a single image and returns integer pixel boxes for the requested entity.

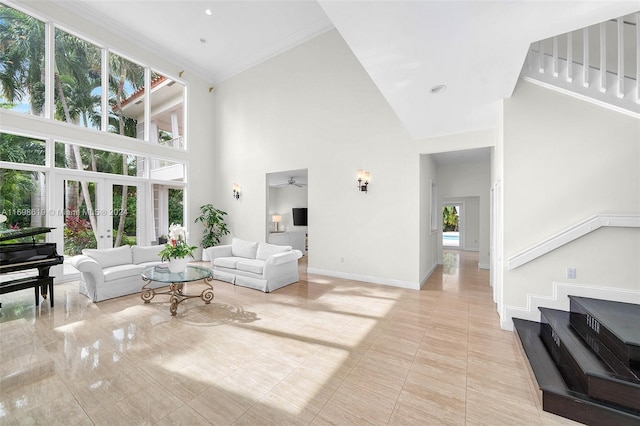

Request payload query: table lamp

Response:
[272,215,282,232]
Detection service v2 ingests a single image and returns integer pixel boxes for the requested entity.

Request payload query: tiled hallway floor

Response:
[0,252,578,425]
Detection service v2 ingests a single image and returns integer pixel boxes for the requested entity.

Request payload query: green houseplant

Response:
[194,204,230,249]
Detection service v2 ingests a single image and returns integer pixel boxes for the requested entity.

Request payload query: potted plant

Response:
[158,223,197,273]
[195,204,230,257]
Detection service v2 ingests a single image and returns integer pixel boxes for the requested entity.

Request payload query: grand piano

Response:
[0,227,64,308]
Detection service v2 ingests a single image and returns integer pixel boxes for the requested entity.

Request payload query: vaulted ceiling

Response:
[57,0,639,140]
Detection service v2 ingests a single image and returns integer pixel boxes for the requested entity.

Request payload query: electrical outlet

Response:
[566,267,576,279]
[340,257,345,263]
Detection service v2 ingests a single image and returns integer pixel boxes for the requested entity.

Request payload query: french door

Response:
[54,174,143,278]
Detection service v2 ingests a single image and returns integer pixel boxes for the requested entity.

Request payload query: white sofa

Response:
[204,238,302,293]
[70,245,166,302]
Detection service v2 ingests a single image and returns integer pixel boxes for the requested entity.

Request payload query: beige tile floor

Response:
[0,251,579,425]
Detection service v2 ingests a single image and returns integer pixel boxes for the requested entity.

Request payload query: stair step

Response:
[514,318,640,425]
[569,296,640,372]
[539,307,640,412]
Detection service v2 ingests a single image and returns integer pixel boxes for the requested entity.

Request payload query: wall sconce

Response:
[272,215,282,232]
[357,169,370,193]
[232,183,241,200]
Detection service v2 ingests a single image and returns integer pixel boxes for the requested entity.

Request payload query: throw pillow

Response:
[83,245,132,269]
[231,238,259,259]
[132,245,165,264]
[256,242,291,260]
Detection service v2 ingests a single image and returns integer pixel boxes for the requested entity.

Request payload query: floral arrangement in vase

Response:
[158,223,197,272]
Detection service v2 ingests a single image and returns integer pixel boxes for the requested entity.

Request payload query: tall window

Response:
[0,133,47,228]
[0,132,45,165]
[109,53,145,139]
[150,158,185,242]
[1,5,187,150]
[0,168,46,229]
[0,5,45,116]
[53,28,102,128]
[153,185,184,243]
[150,71,185,149]
[54,141,138,176]
[0,6,189,252]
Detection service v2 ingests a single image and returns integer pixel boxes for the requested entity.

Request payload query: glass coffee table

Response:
[141,265,214,316]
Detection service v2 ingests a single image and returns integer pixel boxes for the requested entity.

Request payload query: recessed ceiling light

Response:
[430,84,446,94]
[200,38,207,43]
[205,9,212,16]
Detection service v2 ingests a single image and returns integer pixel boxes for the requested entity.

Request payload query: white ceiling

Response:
[57,0,639,141]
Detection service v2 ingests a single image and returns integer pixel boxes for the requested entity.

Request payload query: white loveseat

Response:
[204,238,302,293]
[70,245,166,302]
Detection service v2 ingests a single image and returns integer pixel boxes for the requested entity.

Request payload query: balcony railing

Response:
[520,12,639,117]
[158,136,184,149]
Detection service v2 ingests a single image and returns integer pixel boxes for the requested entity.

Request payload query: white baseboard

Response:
[420,261,438,288]
[501,281,640,331]
[306,268,419,290]
[478,263,490,270]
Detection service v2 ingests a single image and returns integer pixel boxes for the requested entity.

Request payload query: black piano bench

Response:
[0,276,54,308]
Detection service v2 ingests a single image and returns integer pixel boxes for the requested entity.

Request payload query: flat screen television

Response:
[292,208,308,226]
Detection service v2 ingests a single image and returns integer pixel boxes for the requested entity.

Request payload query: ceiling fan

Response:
[276,177,306,187]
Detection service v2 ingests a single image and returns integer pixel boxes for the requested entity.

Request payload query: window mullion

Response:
[44,22,55,120]
[102,48,109,132]
[144,68,151,142]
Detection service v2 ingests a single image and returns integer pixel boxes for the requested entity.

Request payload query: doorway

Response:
[266,169,308,255]
[442,202,463,249]
[54,174,142,279]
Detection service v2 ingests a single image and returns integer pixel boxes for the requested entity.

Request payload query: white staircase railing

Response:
[520,12,639,117]
[507,214,640,270]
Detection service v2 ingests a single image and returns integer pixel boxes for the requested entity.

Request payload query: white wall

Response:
[419,154,438,285]
[213,30,421,288]
[501,80,640,326]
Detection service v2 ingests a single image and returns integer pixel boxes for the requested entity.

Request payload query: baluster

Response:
[617,17,624,98]
[600,22,606,93]
[583,28,589,87]
[552,36,559,77]
[637,12,640,103]
[538,41,544,73]
[567,32,573,82]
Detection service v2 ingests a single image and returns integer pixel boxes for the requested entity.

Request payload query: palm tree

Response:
[52,30,102,234]
[52,30,101,218]
[1,6,143,247]
[53,28,101,125]
[0,134,44,227]
[0,5,45,114]
[0,6,99,235]
[108,54,144,246]
[443,206,459,232]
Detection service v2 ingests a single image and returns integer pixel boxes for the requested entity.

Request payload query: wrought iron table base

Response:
[141,276,214,316]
